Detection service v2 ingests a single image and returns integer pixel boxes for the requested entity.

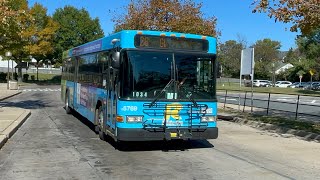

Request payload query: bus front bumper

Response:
[116,127,218,141]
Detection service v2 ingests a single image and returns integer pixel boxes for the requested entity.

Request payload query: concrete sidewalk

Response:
[0,83,21,101]
[0,90,21,101]
[0,83,30,149]
[0,107,31,149]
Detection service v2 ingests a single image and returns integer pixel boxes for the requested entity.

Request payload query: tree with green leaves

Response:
[24,3,59,60]
[23,3,59,81]
[218,40,245,78]
[283,47,299,64]
[253,38,281,78]
[52,6,104,62]
[112,0,219,37]
[252,0,320,35]
[292,29,320,81]
[0,0,30,56]
[286,58,313,82]
[0,0,33,82]
[1,1,60,81]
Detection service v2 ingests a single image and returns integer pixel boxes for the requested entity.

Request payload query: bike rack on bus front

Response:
[142,103,209,139]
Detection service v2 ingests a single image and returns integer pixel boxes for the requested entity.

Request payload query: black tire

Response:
[96,107,106,141]
[116,140,128,150]
[94,124,99,134]
[65,92,72,114]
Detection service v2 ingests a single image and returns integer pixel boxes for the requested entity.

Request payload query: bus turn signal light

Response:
[116,116,124,122]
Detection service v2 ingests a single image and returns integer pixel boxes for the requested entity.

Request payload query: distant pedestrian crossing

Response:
[22,88,61,92]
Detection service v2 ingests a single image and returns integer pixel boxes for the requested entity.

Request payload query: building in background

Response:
[0,56,17,73]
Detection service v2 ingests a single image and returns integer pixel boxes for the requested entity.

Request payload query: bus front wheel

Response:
[95,106,107,141]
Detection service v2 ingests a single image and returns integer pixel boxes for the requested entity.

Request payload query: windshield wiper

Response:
[149,79,175,108]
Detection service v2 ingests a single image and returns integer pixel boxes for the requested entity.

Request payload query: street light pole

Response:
[5,51,12,90]
[11,60,14,80]
[272,63,275,86]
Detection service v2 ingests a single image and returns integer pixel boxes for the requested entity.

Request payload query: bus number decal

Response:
[121,106,138,112]
[133,92,147,98]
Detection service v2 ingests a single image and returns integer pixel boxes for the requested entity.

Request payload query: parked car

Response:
[288,82,307,88]
[275,81,292,88]
[288,82,299,88]
[253,80,271,87]
[311,84,320,91]
[303,82,320,90]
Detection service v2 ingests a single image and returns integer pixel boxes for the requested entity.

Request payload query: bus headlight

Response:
[126,116,143,123]
[201,116,216,122]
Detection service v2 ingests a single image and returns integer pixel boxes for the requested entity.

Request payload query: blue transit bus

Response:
[61,30,218,142]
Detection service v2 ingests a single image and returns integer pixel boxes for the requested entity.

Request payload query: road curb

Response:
[234,117,320,142]
[218,114,234,121]
[0,110,31,149]
[0,91,22,101]
[218,114,320,142]
[0,135,8,150]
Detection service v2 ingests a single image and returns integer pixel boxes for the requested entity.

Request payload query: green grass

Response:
[21,73,61,85]
[26,73,58,81]
[219,108,320,134]
[217,82,320,96]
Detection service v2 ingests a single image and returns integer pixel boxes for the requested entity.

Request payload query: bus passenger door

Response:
[72,57,78,110]
[107,68,118,132]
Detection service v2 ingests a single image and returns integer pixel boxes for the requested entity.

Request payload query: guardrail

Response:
[217,89,320,120]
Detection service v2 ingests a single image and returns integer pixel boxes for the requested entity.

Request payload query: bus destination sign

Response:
[134,35,208,52]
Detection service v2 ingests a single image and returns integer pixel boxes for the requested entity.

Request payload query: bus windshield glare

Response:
[121,51,216,101]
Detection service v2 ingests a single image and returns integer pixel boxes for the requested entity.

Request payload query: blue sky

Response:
[28,0,299,51]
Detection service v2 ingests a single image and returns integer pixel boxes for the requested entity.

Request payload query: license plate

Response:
[170,133,177,138]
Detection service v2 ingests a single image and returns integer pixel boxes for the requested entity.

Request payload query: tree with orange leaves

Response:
[252,0,320,35]
[112,0,219,37]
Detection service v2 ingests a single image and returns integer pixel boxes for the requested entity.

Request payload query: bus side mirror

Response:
[111,51,120,68]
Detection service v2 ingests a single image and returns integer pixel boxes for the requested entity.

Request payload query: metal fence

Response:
[0,67,61,74]
[217,90,320,121]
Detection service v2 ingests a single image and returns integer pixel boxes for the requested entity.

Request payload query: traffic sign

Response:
[310,69,315,76]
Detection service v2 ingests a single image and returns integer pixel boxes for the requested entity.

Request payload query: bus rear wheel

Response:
[95,107,107,141]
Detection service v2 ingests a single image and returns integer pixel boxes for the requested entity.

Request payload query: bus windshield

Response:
[120,50,216,101]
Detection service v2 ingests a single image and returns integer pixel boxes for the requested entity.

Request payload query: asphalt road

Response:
[0,85,319,179]
[217,91,320,121]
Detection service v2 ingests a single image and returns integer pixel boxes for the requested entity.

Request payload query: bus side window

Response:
[98,52,109,73]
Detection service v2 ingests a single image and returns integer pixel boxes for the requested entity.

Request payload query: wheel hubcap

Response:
[65,97,68,107]
[98,110,103,129]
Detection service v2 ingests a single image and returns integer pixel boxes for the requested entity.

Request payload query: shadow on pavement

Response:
[69,107,214,152]
[106,136,214,152]
[69,108,97,133]
[0,99,50,109]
